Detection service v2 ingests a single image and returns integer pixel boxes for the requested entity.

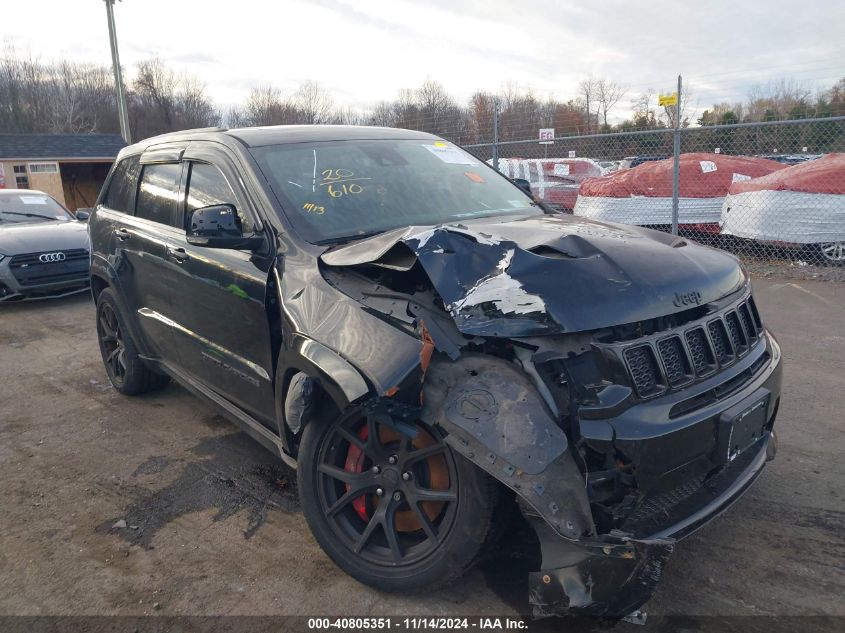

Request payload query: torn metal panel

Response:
[320,215,746,337]
[275,257,426,398]
[421,355,594,540]
[525,512,674,618]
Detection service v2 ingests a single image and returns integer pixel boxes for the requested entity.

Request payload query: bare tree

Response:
[630,89,660,129]
[416,80,452,119]
[241,85,301,126]
[329,106,364,125]
[697,101,744,126]
[577,76,599,133]
[47,61,96,134]
[129,58,220,138]
[595,78,627,128]
[293,80,334,124]
[176,75,221,129]
[367,101,395,127]
[224,104,248,128]
[468,91,496,142]
[746,78,814,121]
[131,58,178,136]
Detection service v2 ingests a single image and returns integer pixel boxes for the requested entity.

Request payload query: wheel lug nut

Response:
[388,455,398,465]
[376,488,384,497]
[371,466,381,474]
[393,491,403,501]
[402,472,411,481]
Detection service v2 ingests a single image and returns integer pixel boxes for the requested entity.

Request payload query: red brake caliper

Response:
[343,425,370,521]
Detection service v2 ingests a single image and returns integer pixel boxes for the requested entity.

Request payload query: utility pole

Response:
[492,99,500,172]
[670,74,682,236]
[104,0,131,144]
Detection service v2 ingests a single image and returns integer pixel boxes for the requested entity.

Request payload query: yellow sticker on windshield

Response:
[434,141,448,148]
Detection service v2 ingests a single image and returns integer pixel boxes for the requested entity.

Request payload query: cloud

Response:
[0,0,842,118]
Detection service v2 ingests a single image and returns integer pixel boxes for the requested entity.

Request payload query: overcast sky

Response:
[3,0,843,120]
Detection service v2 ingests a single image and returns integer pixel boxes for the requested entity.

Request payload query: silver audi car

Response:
[0,190,90,301]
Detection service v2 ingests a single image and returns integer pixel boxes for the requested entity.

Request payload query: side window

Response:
[185,162,252,233]
[136,163,182,227]
[104,155,140,213]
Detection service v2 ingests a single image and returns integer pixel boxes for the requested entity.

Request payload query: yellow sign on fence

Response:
[658,93,678,107]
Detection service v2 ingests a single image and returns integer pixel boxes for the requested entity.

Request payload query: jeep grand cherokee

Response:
[88,125,782,619]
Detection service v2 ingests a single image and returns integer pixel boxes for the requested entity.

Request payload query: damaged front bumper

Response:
[526,519,675,619]
[526,429,775,618]
[317,222,782,620]
[422,330,782,620]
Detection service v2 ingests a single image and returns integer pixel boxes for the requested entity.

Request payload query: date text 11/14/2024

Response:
[307,617,528,630]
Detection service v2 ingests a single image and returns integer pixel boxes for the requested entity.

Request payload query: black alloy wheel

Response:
[97,301,127,387]
[298,406,497,591]
[95,288,170,396]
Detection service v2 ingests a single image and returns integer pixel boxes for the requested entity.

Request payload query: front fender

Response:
[278,334,370,413]
[420,354,595,541]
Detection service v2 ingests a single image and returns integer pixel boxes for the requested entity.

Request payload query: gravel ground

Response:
[0,276,843,632]
[744,257,845,282]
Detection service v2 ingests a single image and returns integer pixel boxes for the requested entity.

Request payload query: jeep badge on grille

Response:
[673,290,702,307]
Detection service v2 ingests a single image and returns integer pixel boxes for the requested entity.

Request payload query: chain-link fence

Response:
[449,117,845,268]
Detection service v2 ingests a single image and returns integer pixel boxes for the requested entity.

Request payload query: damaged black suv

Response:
[89,126,782,619]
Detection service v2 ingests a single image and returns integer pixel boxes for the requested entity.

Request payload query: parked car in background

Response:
[619,155,670,169]
[0,190,90,301]
[574,153,786,235]
[721,153,845,264]
[596,159,621,173]
[757,153,822,165]
[89,125,782,620]
[491,157,604,211]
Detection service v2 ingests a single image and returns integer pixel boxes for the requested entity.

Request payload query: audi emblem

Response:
[38,252,66,263]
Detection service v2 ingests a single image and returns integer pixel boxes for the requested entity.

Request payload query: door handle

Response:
[168,246,190,263]
[114,228,130,241]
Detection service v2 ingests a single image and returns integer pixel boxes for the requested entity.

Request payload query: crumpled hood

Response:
[0,221,89,255]
[320,214,746,336]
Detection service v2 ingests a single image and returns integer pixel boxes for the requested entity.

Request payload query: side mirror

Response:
[187,204,264,250]
[512,178,532,196]
[76,209,91,221]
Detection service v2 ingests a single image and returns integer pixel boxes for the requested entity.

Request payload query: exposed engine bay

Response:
[301,216,782,618]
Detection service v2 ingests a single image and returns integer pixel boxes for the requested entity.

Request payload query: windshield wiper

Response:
[0,211,61,221]
[316,229,388,246]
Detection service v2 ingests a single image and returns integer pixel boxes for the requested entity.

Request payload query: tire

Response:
[95,287,170,396]
[298,407,497,592]
[816,242,845,266]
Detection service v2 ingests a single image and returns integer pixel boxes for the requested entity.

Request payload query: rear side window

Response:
[103,155,140,213]
[136,163,182,227]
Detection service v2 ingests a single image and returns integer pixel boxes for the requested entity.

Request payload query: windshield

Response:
[0,193,73,225]
[250,139,540,243]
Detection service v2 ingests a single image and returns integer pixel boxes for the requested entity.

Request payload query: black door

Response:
[109,155,185,363]
[164,144,277,425]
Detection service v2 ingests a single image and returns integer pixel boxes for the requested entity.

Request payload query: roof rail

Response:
[134,126,229,145]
